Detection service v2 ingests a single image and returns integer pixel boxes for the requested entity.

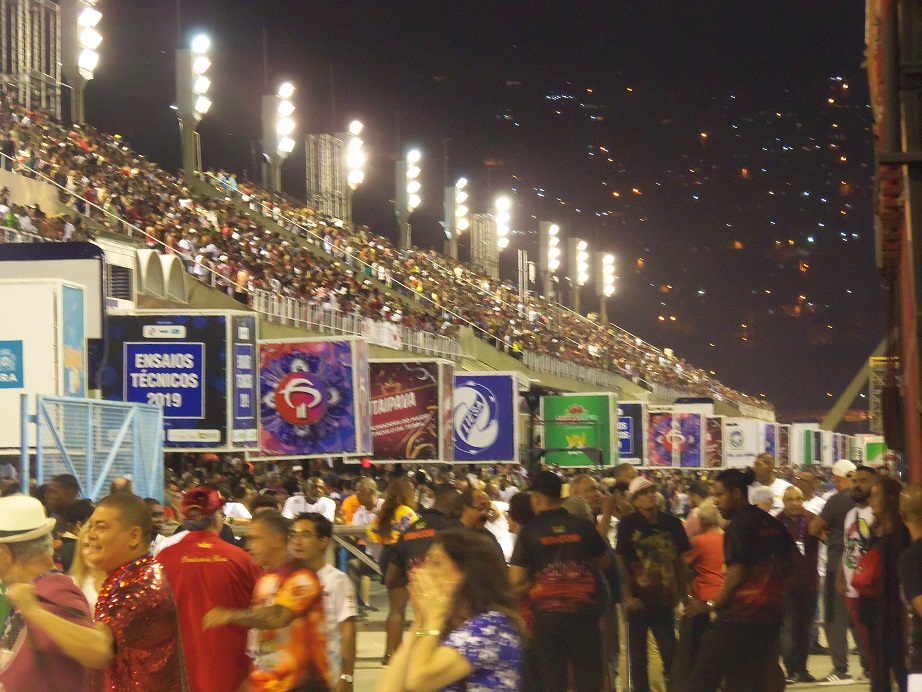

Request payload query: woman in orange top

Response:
[368,476,417,663]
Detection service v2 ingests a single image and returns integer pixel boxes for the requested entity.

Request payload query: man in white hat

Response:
[0,495,94,689]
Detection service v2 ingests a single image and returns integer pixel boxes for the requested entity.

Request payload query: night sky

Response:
[80,1,883,417]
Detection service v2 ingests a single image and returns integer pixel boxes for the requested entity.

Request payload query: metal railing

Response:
[522,351,623,390]
[250,288,462,361]
[0,225,47,243]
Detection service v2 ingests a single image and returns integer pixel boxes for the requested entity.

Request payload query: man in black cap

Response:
[509,470,609,692]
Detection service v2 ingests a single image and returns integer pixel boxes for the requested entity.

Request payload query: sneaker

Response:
[818,672,855,686]
[800,672,817,683]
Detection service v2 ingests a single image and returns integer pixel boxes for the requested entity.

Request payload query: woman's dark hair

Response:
[375,477,415,535]
[432,528,521,633]
[715,468,755,496]
[508,492,535,527]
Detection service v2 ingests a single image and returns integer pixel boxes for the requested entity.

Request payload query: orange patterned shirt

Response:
[247,559,329,691]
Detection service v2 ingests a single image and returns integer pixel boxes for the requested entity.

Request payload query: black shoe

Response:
[800,672,817,683]
[361,602,379,612]
[809,643,829,655]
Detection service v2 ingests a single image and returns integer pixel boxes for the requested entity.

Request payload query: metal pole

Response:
[600,296,608,325]
[19,393,29,494]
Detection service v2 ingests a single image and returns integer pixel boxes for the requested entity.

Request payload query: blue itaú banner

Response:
[453,373,518,463]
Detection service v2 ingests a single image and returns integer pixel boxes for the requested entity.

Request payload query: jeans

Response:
[627,608,676,692]
[782,590,817,675]
[824,571,860,673]
[684,620,784,692]
[531,610,603,692]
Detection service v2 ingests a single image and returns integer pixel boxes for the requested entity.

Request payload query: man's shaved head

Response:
[783,485,804,501]
[900,485,922,525]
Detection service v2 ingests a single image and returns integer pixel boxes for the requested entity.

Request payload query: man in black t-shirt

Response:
[616,476,691,692]
[898,484,922,679]
[685,468,799,692]
[510,471,608,692]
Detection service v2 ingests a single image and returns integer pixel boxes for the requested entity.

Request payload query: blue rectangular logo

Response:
[124,342,205,418]
[233,344,254,421]
[0,340,24,389]
[453,374,516,462]
[618,416,633,455]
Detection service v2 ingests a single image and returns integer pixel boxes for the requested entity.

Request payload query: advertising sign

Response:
[0,340,24,389]
[230,314,258,447]
[723,418,763,468]
[61,284,86,397]
[258,337,371,458]
[454,372,519,464]
[647,408,705,467]
[778,425,790,466]
[765,423,777,458]
[541,393,616,468]
[617,402,646,465]
[369,360,453,462]
[705,417,723,468]
[103,311,257,450]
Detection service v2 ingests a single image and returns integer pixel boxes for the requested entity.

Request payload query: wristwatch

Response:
[340,674,354,684]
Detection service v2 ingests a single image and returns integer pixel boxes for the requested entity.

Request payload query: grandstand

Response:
[0,94,773,419]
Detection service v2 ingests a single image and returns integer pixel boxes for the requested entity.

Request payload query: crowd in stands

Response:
[0,91,771,411]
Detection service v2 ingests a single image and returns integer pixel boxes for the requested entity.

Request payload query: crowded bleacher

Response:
[0,92,771,412]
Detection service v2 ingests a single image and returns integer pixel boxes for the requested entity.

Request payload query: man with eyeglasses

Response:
[157,486,262,692]
[290,512,359,691]
[459,486,505,556]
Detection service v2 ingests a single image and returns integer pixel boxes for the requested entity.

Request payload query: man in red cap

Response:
[157,486,263,692]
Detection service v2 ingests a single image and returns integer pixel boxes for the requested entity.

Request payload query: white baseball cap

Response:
[831,459,857,477]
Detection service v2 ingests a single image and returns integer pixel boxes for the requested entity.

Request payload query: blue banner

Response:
[453,373,517,463]
[618,416,633,455]
[617,402,645,463]
[124,342,205,418]
[0,340,24,389]
[61,285,86,397]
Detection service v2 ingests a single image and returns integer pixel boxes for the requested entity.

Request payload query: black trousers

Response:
[627,608,677,692]
[781,590,817,676]
[684,620,783,692]
[530,610,603,692]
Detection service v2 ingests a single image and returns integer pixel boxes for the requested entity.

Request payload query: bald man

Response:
[776,485,820,683]
[899,485,922,680]
[748,453,791,513]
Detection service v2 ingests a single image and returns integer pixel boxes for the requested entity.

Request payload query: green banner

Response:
[542,394,616,467]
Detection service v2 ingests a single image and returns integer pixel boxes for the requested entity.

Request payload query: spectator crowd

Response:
[0,91,771,412]
[1,450,920,691]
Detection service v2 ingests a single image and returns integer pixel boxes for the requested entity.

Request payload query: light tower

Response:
[597,252,616,324]
[343,119,365,223]
[538,221,561,299]
[262,81,296,191]
[567,237,589,313]
[395,149,421,250]
[175,33,212,176]
[495,195,511,250]
[61,0,102,124]
[443,177,469,259]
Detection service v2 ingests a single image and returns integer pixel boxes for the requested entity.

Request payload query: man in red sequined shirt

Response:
[88,493,187,690]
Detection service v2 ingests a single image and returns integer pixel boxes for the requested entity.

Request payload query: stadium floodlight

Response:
[191,34,210,54]
[192,55,211,75]
[349,120,364,136]
[193,75,211,96]
[278,81,295,100]
[62,0,103,123]
[496,195,511,250]
[395,148,422,249]
[194,95,211,115]
[78,6,101,26]
[444,176,471,258]
[346,120,365,191]
[261,81,296,190]
[597,252,616,323]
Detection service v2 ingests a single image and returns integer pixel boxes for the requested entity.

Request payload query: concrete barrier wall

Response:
[0,168,64,213]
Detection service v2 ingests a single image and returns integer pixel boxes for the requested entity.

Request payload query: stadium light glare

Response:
[407,149,422,164]
[278,81,295,99]
[77,49,99,72]
[495,195,511,250]
[408,193,422,210]
[348,119,364,136]
[277,136,296,154]
[80,27,102,51]
[276,118,295,136]
[194,95,212,115]
[278,100,295,117]
[191,34,210,55]
[78,6,101,27]
[407,180,421,194]
[457,177,468,189]
[193,75,211,95]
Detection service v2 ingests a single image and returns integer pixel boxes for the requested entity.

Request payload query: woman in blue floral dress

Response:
[377,528,523,691]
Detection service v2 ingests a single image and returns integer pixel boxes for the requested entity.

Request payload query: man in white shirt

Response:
[748,453,791,513]
[282,477,336,522]
[289,512,358,690]
[223,486,252,524]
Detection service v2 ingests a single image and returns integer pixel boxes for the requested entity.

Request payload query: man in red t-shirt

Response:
[158,487,262,692]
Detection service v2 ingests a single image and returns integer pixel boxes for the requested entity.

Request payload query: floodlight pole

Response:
[176,48,200,176]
